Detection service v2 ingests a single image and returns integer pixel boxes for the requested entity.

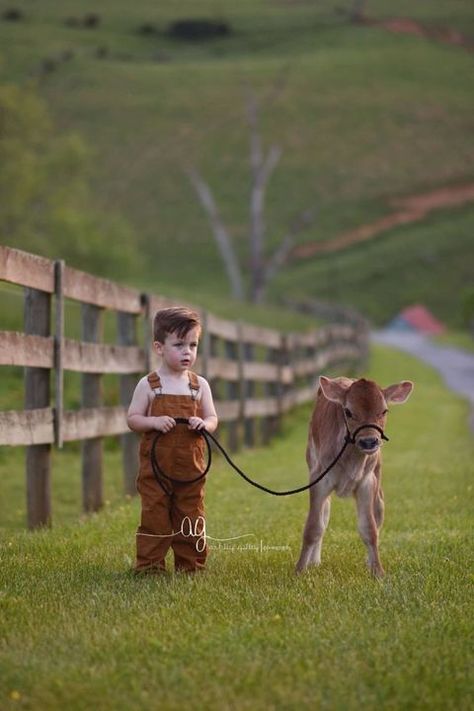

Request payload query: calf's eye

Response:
[344,408,353,418]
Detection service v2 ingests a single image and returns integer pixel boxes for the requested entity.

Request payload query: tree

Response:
[0,83,138,278]
[186,87,315,303]
[350,0,368,23]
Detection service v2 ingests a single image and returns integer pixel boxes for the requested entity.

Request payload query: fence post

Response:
[24,287,52,529]
[243,341,256,447]
[54,260,64,448]
[141,293,152,374]
[262,344,279,444]
[280,333,292,417]
[81,303,103,513]
[225,334,240,452]
[118,311,139,496]
[200,309,210,380]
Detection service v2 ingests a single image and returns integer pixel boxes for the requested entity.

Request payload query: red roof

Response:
[399,304,445,335]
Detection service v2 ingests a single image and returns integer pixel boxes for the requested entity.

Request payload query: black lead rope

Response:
[150,418,389,497]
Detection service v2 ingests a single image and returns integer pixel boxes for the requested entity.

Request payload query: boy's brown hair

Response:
[153,306,201,343]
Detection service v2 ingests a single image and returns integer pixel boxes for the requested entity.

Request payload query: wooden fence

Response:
[0,245,368,528]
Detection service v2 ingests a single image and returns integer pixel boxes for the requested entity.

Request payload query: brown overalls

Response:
[135,371,208,573]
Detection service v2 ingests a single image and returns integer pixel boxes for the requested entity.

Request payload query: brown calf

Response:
[295,376,413,578]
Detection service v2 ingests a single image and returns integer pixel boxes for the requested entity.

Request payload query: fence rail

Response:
[0,245,368,528]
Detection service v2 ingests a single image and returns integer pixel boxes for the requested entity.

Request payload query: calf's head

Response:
[319,376,413,455]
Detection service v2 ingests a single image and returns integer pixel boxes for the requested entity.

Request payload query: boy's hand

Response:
[153,416,176,433]
[188,417,206,431]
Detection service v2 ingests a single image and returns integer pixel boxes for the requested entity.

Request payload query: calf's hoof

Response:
[368,561,385,579]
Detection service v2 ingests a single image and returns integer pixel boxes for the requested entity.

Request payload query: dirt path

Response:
[292,183,474,260]
[364,17,474,52]
[372,329,474,432]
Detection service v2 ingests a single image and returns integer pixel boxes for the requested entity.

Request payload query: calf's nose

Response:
[358,437,379,451]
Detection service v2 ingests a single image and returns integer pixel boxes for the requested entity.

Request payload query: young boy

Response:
[127,306,218,574]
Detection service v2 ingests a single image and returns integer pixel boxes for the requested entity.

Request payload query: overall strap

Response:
[147,372,162,396]
[188,371,200,401]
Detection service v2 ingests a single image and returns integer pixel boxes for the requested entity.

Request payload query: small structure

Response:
[388,304,446,335]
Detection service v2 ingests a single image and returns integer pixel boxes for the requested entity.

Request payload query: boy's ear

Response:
[153,340,164,356]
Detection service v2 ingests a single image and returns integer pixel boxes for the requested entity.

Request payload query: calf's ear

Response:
[319,375,351,404]
[383,380,414,404]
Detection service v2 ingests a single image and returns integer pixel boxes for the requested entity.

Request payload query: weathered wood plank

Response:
[63,339,146,373]
[0,406,132,444]
[288,331,318,348]
[0,332,150,374]
[244,398,279,418]
[215,400,240,422]
[207,357,240,381]
[206,313,239,342]
[239,323,282,349]
[0,408,54,445]
[280,365,294,385]
[243,360,279,382]
[63,266,142,313]
[0,246,54,293]
[63,406,128,441]
[293,358,322,377]
[0,331,54,367]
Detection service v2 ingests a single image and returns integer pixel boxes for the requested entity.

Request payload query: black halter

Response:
[344,422,389,445]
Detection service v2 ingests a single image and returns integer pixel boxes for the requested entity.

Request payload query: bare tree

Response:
[186,86,315,303]
[185,166,245,301]
[350,0,368,22]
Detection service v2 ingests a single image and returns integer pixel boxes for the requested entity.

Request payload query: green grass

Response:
[434,329,474,353]
[1,0,473,326]
[1,345,472,709]
[272,205,474,327]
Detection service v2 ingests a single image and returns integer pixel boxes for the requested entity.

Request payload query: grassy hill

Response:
[1,0,473,326]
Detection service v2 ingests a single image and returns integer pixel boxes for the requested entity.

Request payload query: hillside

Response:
[1,0,473,325]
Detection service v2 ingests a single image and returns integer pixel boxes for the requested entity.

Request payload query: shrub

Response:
[166,18,231,41]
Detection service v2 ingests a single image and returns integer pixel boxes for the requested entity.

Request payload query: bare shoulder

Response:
[136,375,153,392]
[197,374,211,390]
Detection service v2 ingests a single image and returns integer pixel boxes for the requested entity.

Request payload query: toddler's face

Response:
[154,326,200,372]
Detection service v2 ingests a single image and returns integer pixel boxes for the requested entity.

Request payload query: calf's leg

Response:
[373,459,384,531]
[374,485,384,530]
[296,486,331,573]
[355,474,384,578]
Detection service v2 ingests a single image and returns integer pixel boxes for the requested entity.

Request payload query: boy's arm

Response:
[188,377,218,433]
[127,378,176,433]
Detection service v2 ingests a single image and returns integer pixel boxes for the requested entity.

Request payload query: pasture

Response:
[1,0,473,323]
[1,345,472,710]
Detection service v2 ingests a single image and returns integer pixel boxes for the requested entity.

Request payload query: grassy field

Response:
[1,0,473,325]
[1,345,472,710]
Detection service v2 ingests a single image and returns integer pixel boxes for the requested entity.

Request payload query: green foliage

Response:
[0,82,140,279]
[0,346,472,708]
[461,287,474,331]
